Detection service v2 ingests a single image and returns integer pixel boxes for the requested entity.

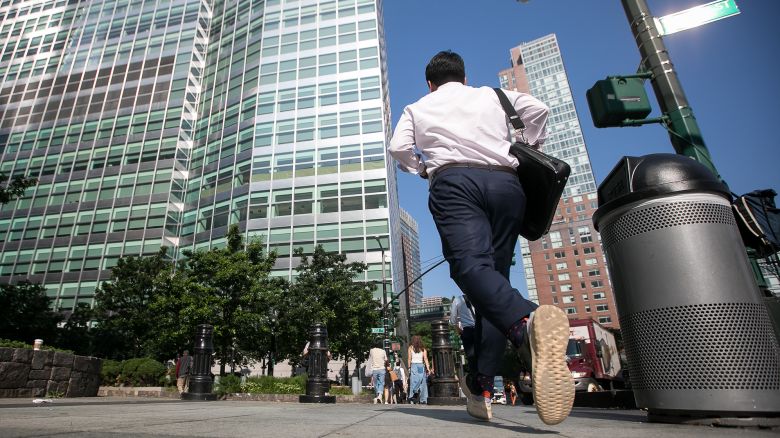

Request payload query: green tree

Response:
[179,225,284,375]
[0,281,61,344]
[93,248,174,360]
[411,322,433,350]
[0,172,37,206]
[279,245,380,379]
[56,302,96,355]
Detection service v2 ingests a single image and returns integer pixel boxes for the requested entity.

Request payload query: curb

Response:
[98,387,375,403]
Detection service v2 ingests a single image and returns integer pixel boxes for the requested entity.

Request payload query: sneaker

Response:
[527,305,575,425]
[458,373,472,397]
[466,390,492,421]
[373,396,380,404]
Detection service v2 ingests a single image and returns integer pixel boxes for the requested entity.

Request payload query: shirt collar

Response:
[438,81,464,90]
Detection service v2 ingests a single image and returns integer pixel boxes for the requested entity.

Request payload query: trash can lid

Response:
[593,154,730,230]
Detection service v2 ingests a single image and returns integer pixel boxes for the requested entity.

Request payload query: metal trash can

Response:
[592,154,780,425]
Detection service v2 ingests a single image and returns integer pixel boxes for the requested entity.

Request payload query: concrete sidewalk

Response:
[0,397,775,437]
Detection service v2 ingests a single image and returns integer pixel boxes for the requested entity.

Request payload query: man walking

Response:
[450,294,476,388]
[388,50,574,425]
[365,340,387,404]
[176,350,192,394]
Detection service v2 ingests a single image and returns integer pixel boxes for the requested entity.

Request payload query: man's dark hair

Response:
[425,50,466,87]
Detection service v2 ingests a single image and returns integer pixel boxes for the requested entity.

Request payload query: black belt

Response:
[432,162,517,180]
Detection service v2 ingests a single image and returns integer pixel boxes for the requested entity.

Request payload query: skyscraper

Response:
[399,207,422,306]
[498,34,619,327]
[0,0,400,312]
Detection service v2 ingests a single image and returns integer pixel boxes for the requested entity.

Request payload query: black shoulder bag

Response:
[493,88,571,241]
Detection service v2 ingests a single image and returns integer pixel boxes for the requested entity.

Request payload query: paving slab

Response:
[0,397,776,437]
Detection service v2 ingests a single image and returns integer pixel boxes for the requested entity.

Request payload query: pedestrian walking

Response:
[383,360,396,404]
[450,294,476,375]
[176,350,192,394]
[407,335,431,404]
[365,340,387,404]
[388,50,574,425]
[393,360,407,403]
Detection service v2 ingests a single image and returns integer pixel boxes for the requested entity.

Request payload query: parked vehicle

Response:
[518,318,623,403]
[568,319,622,392]
[493,375,506,405]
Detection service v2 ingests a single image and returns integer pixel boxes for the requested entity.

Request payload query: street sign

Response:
[371,327,384,334]
[654,0,740,36]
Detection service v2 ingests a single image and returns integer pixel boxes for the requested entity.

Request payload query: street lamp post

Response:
[372,236,389,354]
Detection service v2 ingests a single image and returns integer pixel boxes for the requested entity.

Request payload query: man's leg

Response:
[429,169,536,384]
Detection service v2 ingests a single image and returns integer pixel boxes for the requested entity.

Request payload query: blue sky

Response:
[382,0,780,299]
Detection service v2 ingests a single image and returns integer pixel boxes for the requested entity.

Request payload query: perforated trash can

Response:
[592,154,780,424]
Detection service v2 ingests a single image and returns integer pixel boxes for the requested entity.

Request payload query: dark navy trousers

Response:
[428,167,538,378]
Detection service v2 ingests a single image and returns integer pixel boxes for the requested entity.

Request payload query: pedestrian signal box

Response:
[587,77,652,128]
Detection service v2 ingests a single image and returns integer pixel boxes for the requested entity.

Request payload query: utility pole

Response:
[621,0,721,179]
[400,235,412,344]
[372,236,389,355]
[620,0,773,292]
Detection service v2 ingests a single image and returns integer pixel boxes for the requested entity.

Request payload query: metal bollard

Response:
[182,324,217,401]
[427,320,464,405]
[299,323,336,403]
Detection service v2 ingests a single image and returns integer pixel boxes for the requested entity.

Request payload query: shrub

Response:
[214,374,242,396]
[119,358,166,386]
[241,375,307,394]
[101,359,122,386]
[0,338,73,353]
[0,338,28,349]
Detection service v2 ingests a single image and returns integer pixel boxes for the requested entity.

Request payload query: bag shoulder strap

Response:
[493,87,525,131]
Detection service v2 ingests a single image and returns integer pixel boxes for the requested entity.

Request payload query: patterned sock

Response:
[475,373,494,396]
[507,317,529,349]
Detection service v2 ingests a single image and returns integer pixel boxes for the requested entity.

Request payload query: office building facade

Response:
[498,34,619,327]
[0,0,400,310]
[398,207,421,306]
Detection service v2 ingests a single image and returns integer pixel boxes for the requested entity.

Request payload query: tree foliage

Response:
[0,281,61,344]
[86,227,380,377]
[276,245,380,372]
[175,224,283,374]
[92,248,174,360]
[55,303,96,356]
[0,172,37,206]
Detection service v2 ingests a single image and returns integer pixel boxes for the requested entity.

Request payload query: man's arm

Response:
[512,93,549,149]
[388,106,426,175]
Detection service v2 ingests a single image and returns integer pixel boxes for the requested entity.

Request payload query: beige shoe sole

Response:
[530,305,575,425]
[466,393,492,421]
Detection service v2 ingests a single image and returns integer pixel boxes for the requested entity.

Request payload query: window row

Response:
[0,238,162,276]
[8,169,177,212]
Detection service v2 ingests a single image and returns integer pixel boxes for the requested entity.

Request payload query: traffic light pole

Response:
[621,0,770,297]
[373,236,390,355]
[621,0,721,179]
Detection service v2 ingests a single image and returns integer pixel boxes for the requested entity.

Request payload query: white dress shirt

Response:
[388,82,549,177]
[449,295,475,330]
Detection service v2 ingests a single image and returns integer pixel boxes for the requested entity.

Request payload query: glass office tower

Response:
[0,0,400,311]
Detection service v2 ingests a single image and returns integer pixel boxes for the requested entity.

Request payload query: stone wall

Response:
[0,347,102,398]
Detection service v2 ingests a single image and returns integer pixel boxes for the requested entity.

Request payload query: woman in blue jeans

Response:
[407,335,432,404]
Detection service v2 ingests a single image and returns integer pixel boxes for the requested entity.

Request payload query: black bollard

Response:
[427,320,465,405]
[299,323,336,403]
[182,324,217,401]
